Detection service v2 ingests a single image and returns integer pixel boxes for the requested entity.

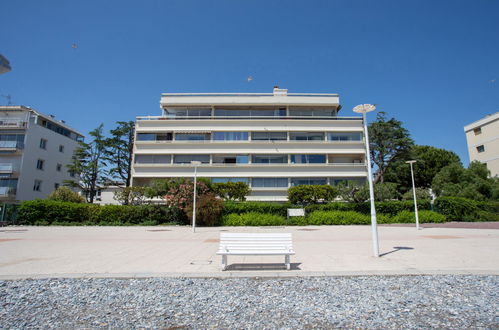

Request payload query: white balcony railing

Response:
[134,162,366,167]
[0,163,16,172]
[0,119,27,128]
[0,141,24,149]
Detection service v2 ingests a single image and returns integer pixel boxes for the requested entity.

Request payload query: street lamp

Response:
[406,160,420,230]
[353,104,379,257]
[191,160,202,232]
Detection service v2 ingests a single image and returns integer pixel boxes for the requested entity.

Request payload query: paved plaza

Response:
[1,224,498,279]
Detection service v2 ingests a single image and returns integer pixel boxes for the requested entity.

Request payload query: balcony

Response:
[0,187,16,197]
[136,115,362,121]
[0,119,27,128]
[0,163,17,173]
[0,141,24,150]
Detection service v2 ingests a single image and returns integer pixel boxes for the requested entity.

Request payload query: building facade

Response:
[464,112,499,177]
[132,87,367,201]
[0,106,84,203]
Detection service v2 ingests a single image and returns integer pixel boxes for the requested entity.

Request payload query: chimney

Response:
[273,86,288,96]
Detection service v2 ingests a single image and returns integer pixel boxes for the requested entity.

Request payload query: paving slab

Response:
[0,225,498,279]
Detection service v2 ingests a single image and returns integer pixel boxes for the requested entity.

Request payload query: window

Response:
[212,178,249,184]
[69,170,75,178]
[56,163,62,171]
[168,108,211,117]
[36,159,45,170]
[291,178,327,186]
[331,177,365,186]
[135,154,171,164]
[288,107,337,117]
[136,133,173,141]
[252,178,288,188]
[212,155,249,164]
[33,180,42,192]
[214,109,286,118]
[477,145,485,153]
[252,155,288,164]
[251,132,287,141]
[473,127,482,135]
[39,138,47,149]
[59,145,64,152]
[290,154,326,164]
[54,183,60,190]
[289,132,324,141]
[328,132,363,141]
[213,132,249,141]
[175,133,211,141]
[173,155,210,164]
[0,134,25,149]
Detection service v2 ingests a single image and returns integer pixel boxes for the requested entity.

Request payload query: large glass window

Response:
[0,134,25,148]
[212,155,249,164]
[169,108,211,117]
[291,178,327,186]
[136,133,172,141]
[289,108,337,117]
[251,178,288,188]
[175,133,211,141]
[173,155,210,164]
[252,155,288,164]
[290,154,326,164]
[328,132,363,141]
[212,177,249,184]
[289,132,324,141]
[213,132,249,141]
[214,109,286,118]
[135,154,171,164]
[331,177,365,186]
[251,132,287,141]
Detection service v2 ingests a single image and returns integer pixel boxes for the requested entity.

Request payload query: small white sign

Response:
[287,208,305,217]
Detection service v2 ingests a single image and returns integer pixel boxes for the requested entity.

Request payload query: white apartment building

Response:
[0,106,84,203]
[464,112,499,177]
[132,87,367,201]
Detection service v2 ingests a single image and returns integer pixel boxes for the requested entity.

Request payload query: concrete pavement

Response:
[1,225,498,279]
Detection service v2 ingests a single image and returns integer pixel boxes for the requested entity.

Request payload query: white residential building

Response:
[132,87,367,201]
[0,106,84,203]
[464,112,499,177]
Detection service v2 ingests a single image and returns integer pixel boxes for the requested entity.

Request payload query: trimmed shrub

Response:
[223,201,291,217]
[288,185,337,205]
[213,182,250,201]
[222,212,287,226]
[434,196,478,221]
[419,210,446,223]
[47,187,86,203]
[306,200,432,216]
[307,211,370,225]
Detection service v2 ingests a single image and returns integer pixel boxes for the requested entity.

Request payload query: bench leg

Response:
[221,255,227,271]
[285,255,291,270]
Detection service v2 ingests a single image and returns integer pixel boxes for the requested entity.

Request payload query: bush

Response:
[186,193,224,226]
[434,196,478,221]
[223,201,291,217]
[391,210,445,224]
[213,182,250,201]
[307,211,370,225]
[47,187,85,203]
[288,185,337,205]
[402,188,432,201]
[222,212,287,226]
[305,200,432,216]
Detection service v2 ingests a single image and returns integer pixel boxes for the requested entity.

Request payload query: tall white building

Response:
[0,106,84,203]
[464,112,499,177]
[132,87,367,201]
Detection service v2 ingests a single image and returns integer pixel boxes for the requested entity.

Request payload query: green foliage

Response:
[222,212,287,226]
[17,200,185,226]
[352,182,401,202]
[368,112,414,184]
[384,145,461,192]
[288,185,337,205]
[402,188,432,201]
[105,121,135,187]
[213,182,250,201]
[305,200,432,216]
[391,210,446,224]
[433,196,499,221]
[113,186,147,205]
[307,211,370,225]
[164,180,210,210]
[223,201,291,217]
[432,162,498,201]
[47,187,86,203]
[185,193,224,226]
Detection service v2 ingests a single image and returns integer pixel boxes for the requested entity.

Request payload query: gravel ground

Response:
[1,275,498,329]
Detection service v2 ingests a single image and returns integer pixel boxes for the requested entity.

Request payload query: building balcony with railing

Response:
[0,118,28,128]
[0,163,18,173]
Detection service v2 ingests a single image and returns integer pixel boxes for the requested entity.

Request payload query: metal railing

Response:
[134,162,366,167]
[135,139,364,144]
[136,115,362,121]
[0,119,27,128]
[0,163,15,172]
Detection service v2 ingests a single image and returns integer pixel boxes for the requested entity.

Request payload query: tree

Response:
[432,161,499,201]
[368,112,414,184]
[287,185,337,205]
[384,145,461,192]
[113,186,147,205]
[213,182,250,201]
[105,121,135,187]
[47,186,86,203]
[65,124,108,203]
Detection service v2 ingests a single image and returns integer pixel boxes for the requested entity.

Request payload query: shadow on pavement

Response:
[380,246,414,257]
[226,263,302,271]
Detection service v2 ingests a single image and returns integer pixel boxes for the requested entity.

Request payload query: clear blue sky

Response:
[1,0,498,165]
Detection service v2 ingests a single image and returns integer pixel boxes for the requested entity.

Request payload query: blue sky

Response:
[1,0,498,165]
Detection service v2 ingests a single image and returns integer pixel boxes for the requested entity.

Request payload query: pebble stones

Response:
[0,275,497,329]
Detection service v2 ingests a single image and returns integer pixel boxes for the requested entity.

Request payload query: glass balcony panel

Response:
[175,133,211,141]
[173,155,210,164]
[289,132,324,141]
[137,133,156,141]
[212,177,249,184]
[291,178,327,186]
[252,155,288,164]
[213,132,249,141]
[328,132,363,141]
[135,154,171,164]
[251,178,288,188]
[251,132,287,141]
[290,154,326,164]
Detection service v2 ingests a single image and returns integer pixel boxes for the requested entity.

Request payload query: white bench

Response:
[216,233,295,271]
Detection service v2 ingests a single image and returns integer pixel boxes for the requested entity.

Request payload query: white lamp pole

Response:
[191,161,202,232]
[353,104,379,257]
[406,160,420,230]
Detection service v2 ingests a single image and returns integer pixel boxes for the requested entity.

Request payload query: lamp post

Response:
[191,161,202,232]
[406,160,420,230]
[353,104,379,257]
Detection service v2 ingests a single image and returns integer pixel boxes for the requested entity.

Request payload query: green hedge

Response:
[305,200,432,216]
[222,212,288,226]
[434,197,499,222]
[17,200,185,226]
[222,201,292,217]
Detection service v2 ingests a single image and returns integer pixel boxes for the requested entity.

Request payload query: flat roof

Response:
[464,112,499,132]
